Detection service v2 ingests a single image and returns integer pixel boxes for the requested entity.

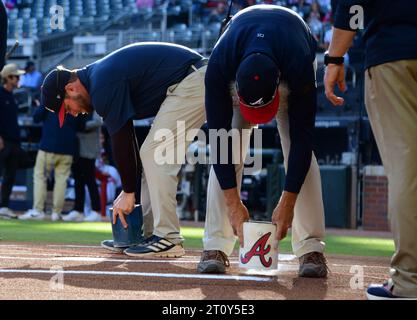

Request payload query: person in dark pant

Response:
[64,111,102,222]
[0,64,29,218]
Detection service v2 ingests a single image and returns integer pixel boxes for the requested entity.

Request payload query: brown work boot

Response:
[298,252,329,278]
[197,250,230,274]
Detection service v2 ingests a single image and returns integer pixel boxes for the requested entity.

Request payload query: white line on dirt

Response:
[0,254,298,265]
[0,268,274,282]
[0,255,205,264]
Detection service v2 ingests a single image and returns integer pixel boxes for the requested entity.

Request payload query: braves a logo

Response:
[240,232,272,267]
[250,97,264,106]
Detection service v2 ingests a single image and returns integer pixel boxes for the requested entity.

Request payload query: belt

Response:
[186,58,208,77]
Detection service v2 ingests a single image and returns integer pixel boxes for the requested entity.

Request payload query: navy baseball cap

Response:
[236,53,281,124]
[41,66,72,127]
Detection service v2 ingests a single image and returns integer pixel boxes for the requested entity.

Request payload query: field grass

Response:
[0,219,394,257]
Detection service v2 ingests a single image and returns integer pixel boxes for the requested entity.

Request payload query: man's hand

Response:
[0,136,4,152]
[112,191,135,228]
[324,64,346,106]
[224,188,250,247]
[271,191,298,241]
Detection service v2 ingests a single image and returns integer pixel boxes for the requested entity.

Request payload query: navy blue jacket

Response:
[334,0,417,69]
[76,42,204,136]
[0,1,6,70]
[33,106,85,156]
[205,5,318,193]
[0,87,20,143]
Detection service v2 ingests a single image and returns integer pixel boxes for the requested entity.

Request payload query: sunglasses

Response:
[8,75,20,80]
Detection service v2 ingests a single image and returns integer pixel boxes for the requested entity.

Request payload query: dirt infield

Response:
[0,242,389,300]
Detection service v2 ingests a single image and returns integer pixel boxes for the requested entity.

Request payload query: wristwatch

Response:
[324,52,344,66]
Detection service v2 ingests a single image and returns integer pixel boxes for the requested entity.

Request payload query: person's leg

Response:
[0,143,16,208]
[72,158,85,212]
[33,150,48,212]
[83,158,101,212]
[365,60,417,298]
[52,154,73,214]
[275,82,326,258]
[203,106,254,256]
[140,171,154,238]
[139,66,207,244]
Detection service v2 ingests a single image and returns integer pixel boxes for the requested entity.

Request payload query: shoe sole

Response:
[366,292,417,300]
[124,246,185,258]
[298,264,328,278]
[197,261,227,274]
[100,242,127,254]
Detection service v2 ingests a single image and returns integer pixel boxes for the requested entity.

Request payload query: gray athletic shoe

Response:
[298,252,329,278]
[197,250,230,274]
[101,240,129,253]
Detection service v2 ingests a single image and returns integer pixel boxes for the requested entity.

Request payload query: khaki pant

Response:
[365,59,417,297]
[33,150,73,214]
[139,65,207,244]
[203,79,326,258]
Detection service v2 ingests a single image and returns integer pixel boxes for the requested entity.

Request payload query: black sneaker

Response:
[101,240,130,253]
[123,235,185,258]
[197,250,230,274]
[367,281,417,300]
[298,252,329,278]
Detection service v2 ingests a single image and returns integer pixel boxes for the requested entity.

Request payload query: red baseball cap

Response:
[236,53,281,124]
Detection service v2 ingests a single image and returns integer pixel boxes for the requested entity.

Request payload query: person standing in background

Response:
[0,64,28,219]
[19,104,84,221]
[64,111,103,222]
[20,61,43,91]
[325,0,417,299]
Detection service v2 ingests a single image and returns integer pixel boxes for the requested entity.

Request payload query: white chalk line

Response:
[0,253,388,269]
[0,268,274,282]
[0,255,204,264]
[0,251,207,260]
[0,255,299,271]
[0,244,101,249]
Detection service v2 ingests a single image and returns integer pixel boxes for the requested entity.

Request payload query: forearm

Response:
[278,191,297,208]
[223,187,241,208]
[110,120,137,193]
[328,28,356,57]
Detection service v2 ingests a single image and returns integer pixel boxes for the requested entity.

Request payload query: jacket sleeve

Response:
[284,61,318,194]
[333,0,369,31]
[205,61,237,190]
[110,119,139,193]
